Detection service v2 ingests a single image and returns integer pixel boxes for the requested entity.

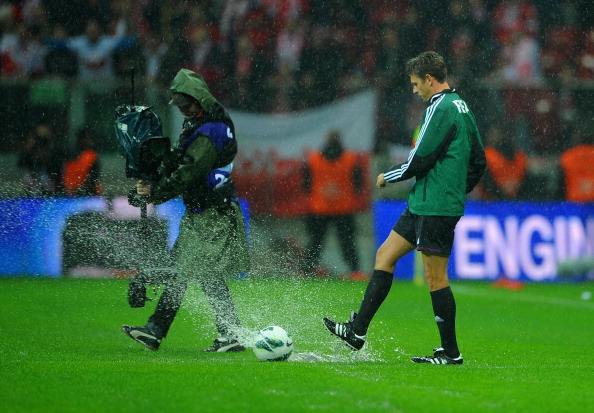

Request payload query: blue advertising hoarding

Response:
[1,197,592,280]
[0,197,249,277]
[0,197,108,276]
[373,200,594,282]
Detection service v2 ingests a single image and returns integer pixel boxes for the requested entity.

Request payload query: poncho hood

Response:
[169,69,217,112]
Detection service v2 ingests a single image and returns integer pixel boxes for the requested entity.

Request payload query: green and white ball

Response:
[253,326,293,361]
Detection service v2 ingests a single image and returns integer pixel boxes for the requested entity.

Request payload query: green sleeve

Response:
[384,106,457,182]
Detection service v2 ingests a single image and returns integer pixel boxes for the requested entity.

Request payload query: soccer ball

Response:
[253,326,293,361]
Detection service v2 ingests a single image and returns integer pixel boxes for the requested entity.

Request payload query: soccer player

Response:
[323,51,486,364]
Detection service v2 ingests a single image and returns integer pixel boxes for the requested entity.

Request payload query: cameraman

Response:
[122,69,250,352]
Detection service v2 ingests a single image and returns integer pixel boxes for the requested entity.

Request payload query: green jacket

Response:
[148,69,237,209]
[146,69,249,277]
[384,89,486,216]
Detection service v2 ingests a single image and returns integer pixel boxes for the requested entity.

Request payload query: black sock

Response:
[430,286,460,358]
[351,269,393,335]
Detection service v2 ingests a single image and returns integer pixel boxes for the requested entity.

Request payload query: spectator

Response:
[139,31,168,83]
[21,0,48,28]
[232,33,258,109]
[398,2,426,59]
[492,0,539,44]
[498,30,543,83]
[275,16,305,74]
[269,15,306,111]
[302,130,369,280]
[374,23,408,148]
[447,28,475,89]
[480,124,528,200]
[42,0,112,37]
[59,18,127,80]
[44,24,78,78]
[297,28,346,106]
[0,22,46,79]
[559,122,594,202]
[151,8,189,87]
[439,0,473,55]
[219,0,252,51]
[186,25,222,87]
[17,122,63,196]
[0,0,592,175]
[63,126,102,196]
[236,4,275,111]
[490,0,541,83]
[268,60,296,112]
[261,0,310,31]
[467,0,495,77]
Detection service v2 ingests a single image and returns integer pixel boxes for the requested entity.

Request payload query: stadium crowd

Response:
[2,0,594,201]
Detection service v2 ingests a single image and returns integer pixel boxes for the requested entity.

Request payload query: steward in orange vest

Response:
[560,130,594,202]
[63,127,103,196]
[305,152,361,215]
[302,131,368,279]
[480,126,527,200]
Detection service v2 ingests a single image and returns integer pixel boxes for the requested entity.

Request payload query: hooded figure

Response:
[122,69,250,353]
[302,130,368,280]
[168,68,217,111]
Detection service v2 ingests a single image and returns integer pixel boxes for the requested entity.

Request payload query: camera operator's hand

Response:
[128,181,150,207]
[136,180,152,196]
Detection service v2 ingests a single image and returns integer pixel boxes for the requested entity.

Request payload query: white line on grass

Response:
[454,284,594,311]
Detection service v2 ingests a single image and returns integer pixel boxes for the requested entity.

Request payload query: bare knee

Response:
[374,231,415,273]
[374,248,396,273]
[426,273,450,291]
[422,253,450,291]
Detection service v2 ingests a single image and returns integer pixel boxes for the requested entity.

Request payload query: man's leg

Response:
[146,280,187,339]
[335,215,360,272]
[198,275,242,338]
[122,280,187,350]
[351,230,416,335]
[323,210,416,350]
[422,252,460,359]
[198,275,246,352]
[305,214,329,272]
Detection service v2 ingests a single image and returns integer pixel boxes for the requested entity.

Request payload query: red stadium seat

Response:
[545,26,579,51]
[540,47,567,77]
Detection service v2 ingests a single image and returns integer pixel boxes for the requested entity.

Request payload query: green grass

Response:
[1,277,593,413]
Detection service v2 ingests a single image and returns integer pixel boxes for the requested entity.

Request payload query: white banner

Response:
[170,89,377,158]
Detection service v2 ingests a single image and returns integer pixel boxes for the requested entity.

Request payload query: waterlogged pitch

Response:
[1,276,593,412]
